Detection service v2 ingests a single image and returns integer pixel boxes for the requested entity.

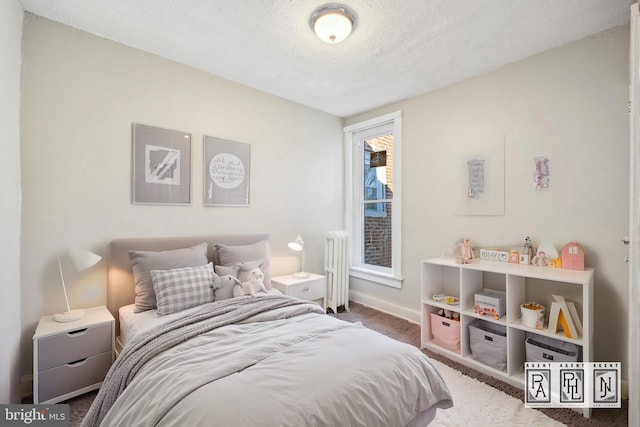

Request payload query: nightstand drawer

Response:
[287,280,325,301]
[38,323,112,371]
[38,351,112,403]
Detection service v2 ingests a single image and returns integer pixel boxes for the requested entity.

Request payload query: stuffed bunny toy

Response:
[233,268,267,297]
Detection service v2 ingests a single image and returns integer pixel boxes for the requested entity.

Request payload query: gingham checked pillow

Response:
[150,263,215,315]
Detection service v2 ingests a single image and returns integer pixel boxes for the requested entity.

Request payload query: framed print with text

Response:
[203,136,251,206]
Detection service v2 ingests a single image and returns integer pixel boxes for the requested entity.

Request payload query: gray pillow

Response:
[151,263,215,315]
[214,265,239,278]
[129,243,208,312]
[215,240,271,288]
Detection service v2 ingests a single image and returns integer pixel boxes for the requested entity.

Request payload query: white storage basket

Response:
[525,334,579,363]
[469,320,507,371]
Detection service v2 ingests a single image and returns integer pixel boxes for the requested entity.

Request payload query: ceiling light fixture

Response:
[310,4,356,44]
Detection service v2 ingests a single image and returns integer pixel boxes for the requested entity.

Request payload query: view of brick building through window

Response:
[363,133,393,268]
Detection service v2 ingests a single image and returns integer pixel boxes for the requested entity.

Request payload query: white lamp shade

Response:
[68,249,102,271]
[288,235,304,251]
[54,249,101,323]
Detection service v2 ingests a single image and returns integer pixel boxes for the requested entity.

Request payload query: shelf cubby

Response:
[421,257,594,418]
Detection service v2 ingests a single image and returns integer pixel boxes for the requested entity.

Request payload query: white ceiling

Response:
[20,0,631,118]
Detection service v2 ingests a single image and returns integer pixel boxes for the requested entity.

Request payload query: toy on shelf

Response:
[560,241,585,271]
[433,294,460,305]
[436,308,461,322]
[521,236,535,265]
[534,242,558,267]
[460,238,474,264]
[479,248,509,262]
[474,290,505,320]
[547,295,583,339]
[533,251,547,266]
[521,301,545,329]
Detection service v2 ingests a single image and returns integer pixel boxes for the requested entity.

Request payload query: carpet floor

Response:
[60,301,627,426]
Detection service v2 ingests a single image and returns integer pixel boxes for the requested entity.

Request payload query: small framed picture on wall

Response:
[132,123,191,205]
[534,156,551,191]
[203,135,251,206]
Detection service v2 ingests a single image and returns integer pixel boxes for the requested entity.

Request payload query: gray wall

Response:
[19,16,344,381]
[347,26,630,379]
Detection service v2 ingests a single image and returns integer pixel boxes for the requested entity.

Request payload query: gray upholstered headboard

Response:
[107,234,270,335]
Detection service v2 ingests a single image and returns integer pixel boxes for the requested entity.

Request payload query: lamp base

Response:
[292,271,309,279]
[54,309,85,323]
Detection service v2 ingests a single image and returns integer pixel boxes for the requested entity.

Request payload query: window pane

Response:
[363,134,393,201]
[363,202,392,268]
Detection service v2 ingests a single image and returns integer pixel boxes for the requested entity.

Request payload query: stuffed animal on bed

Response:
[213,274,241,301]
[232,268,267,297]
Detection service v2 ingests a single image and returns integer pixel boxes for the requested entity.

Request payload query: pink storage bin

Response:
[430,312,461,353]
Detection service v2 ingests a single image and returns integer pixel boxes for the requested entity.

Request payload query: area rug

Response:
[427,357,563,426]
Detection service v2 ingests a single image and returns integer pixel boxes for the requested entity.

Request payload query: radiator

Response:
[325,230,350,313]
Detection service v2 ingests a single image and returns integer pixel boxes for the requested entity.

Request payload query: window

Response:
[344,111,402,288]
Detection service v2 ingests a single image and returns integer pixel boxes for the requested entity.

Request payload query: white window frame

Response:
[344,111,402,288]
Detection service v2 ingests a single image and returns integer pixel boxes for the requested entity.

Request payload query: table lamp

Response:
[54,249,102,322]
[288,234,309,279]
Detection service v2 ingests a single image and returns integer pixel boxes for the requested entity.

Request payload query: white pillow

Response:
[150,263,215,315]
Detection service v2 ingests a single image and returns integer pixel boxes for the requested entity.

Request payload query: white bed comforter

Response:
[95,296,452,426]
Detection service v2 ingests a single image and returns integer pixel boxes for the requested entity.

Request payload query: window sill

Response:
[349,267,403,289]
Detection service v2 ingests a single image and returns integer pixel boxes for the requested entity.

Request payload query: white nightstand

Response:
[271,273,326,309]
[33,305,115,403]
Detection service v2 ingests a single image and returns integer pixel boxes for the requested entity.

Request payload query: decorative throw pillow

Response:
[214,265,239,278]
[129,243,208,313]
[151,263,215,315]
[215,240,271,288]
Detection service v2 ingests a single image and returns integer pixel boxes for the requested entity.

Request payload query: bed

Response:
[84,234,452,426]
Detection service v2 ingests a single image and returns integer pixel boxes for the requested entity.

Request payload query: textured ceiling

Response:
[20,0,631,118]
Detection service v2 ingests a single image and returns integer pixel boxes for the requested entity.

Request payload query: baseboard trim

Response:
[349,290,420,324]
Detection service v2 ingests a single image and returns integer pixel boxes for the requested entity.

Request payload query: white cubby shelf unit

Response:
[421,257,594,417]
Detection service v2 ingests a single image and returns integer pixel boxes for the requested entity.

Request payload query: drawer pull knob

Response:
[68,328,88,336]
[67,358,88,367]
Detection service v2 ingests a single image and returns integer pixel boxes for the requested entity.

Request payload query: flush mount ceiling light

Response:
[310,4,356,44]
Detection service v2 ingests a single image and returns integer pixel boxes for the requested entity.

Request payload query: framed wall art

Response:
[449,137,505,216]
[132,123,191,205]
[534,156,551,190]
[203,135,251,206]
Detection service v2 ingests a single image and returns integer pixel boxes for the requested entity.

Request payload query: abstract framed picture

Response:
[132,123,191,205]
[203,135,251,206]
